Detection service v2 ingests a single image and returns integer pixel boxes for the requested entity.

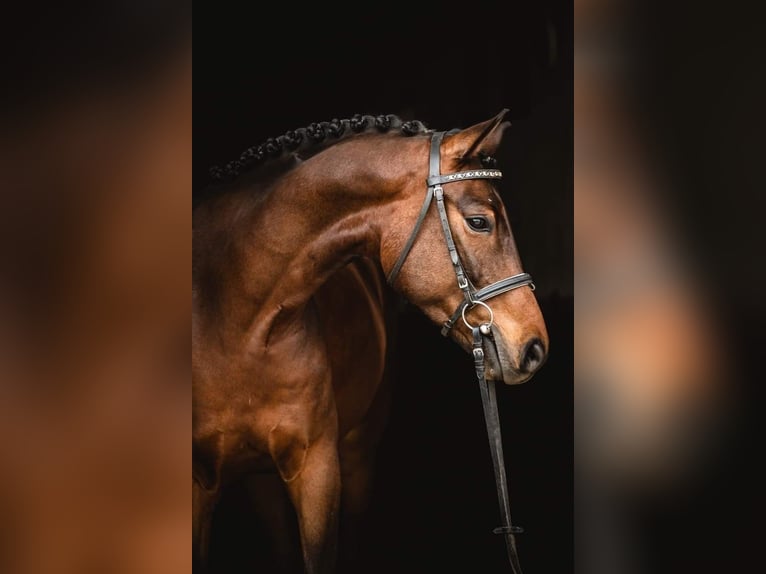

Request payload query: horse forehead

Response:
[453,180,504,206]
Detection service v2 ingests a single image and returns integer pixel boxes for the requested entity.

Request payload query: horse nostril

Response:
[520,338,546,374]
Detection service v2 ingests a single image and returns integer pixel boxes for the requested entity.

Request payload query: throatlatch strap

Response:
[473,327,524,574]
[386,185,435,284]
[387,131,447,286]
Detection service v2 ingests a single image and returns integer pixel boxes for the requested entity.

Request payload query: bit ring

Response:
[462,300,494,331]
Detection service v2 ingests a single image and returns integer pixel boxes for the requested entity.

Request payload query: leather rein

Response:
[387,131,533,574]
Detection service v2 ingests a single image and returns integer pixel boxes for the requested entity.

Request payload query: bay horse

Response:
[193,110,548,573]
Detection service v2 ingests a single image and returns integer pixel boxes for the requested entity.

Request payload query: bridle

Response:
[387,131,535,333]
[387,131,534,574]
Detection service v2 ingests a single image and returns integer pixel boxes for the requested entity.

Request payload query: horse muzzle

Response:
[485,326,548,385]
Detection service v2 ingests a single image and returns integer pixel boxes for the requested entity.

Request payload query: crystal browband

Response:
[427,169,503,187]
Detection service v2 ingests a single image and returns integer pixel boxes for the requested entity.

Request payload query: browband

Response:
[427,169,503,187]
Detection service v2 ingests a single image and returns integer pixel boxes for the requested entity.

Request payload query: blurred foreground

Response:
[0,5,190,573]
[576,0,765,571]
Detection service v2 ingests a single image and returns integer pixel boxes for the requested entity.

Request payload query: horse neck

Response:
[194,136,418,347]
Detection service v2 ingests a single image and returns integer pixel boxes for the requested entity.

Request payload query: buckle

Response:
[457,274,469,289]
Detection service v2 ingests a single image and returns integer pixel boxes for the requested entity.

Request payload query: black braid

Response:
[264,138,282,156]
[374,114,392,131]
[282,129,303,149]
[207,113,430,183]
[350,114,368,132]
[327,118,345,138]
[306,122,326,142]
[239,146,261,168]
[208,165,225,180]
[401,120,422,136]
[222,161,241,181]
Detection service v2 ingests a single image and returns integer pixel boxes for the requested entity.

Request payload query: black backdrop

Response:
[195,2,572,572]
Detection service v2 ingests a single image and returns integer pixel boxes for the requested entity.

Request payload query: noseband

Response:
[387,131,534,574]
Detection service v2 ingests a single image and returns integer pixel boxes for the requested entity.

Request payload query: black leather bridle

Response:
[388,131,534,574]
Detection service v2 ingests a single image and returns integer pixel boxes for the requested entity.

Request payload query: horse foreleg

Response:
[192,479,218,571]
[337,439,375,574]
[273,431,341,574]
[245,472,302,573]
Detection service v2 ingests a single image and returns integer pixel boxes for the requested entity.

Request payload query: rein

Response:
[388,131,533,574]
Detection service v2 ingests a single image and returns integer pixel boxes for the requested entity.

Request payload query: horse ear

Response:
[445,109,511,161]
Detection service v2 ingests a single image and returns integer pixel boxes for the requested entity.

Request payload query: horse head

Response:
[383,110,548,384]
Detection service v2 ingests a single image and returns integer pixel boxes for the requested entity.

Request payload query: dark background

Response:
[575,2,766,573]
[196,1,572,572]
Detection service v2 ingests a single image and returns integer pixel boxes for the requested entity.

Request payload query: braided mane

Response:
[207,114,430,184]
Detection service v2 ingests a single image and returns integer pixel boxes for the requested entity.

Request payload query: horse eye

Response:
[466,216,490,232]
